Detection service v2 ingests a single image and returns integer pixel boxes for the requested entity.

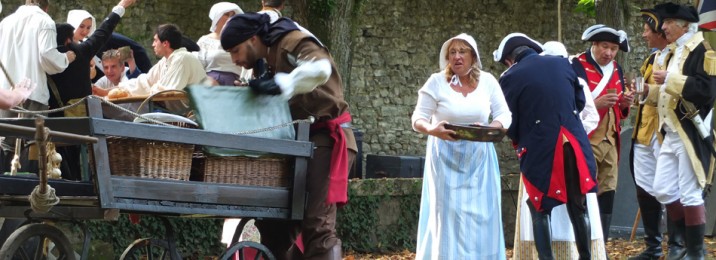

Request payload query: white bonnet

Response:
[67,10,96,38]
[541,41,569,58]
[439,33,482,70]
[209,2,243,33]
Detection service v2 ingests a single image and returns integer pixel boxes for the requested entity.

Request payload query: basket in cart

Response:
[192,152,293,187]
[106,113,198,181]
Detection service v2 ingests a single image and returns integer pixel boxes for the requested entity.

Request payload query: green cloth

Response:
[186,85,295,156]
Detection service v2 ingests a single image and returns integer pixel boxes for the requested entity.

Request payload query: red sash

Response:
[310,112,352,205]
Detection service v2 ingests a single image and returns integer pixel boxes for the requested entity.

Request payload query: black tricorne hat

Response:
[492,33,543,64]
[656,2,699,23]
[581,24,630,52]
[640,7,664,34]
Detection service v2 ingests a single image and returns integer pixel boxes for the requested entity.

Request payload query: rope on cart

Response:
[8,95,317,135]
[29,118,59,213]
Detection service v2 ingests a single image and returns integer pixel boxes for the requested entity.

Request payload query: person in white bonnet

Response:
[66,10,96,43]
[411,33,511,259]
[195,2,251,86]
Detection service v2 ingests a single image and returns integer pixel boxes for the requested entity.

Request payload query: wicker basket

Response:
[193,154,292,187]
[107,137,194,180]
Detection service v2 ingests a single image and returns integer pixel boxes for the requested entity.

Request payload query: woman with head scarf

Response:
[410,33,511,259]
[66,9,96,43]
[195,2,251,86]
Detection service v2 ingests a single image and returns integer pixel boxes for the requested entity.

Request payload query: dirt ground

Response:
[345,237,716,259]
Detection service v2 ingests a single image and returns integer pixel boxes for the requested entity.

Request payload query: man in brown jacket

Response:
[221,12,357,260]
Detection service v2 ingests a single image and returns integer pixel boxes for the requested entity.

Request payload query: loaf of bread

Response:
[107,88,130,99]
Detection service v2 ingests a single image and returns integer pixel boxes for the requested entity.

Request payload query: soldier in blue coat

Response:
[494,33,597,260]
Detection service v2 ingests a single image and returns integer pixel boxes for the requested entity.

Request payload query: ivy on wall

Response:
[80,215,225,258]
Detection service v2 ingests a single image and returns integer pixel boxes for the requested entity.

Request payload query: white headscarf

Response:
[541,41,569,58]
[0,2,3,15]
[66,10,96,40]
[438,33,482,70]
[209,2,243,33]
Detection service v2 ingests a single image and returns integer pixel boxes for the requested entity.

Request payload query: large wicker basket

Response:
[107,137,194,180]
[192,154,292,187]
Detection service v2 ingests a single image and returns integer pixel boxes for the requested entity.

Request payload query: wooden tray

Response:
[107,92,187,104]
[444,123,507,142]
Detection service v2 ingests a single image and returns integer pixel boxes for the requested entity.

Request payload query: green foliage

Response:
[575,0,596,18]
[81,215,225,258]
[336,179,421,253]
[309,0,338,19]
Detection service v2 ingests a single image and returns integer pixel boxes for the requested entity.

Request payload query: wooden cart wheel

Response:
[0,223,77,260]
[218,241,275,260]
[119,238,181,260]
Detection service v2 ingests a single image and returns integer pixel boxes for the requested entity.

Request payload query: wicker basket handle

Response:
[136,89,189,114]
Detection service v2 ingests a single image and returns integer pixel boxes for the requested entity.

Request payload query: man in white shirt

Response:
[93,48,140,93]
[118,24,206,96]
[0,0,75,115]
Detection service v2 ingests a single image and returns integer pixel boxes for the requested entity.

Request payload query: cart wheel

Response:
[119,238,181,260]
[0,223,77,260]
[218,241,275,260]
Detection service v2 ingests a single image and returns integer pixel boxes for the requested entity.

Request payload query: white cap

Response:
[209,2,243,33]
[67,10,96,39]
[541,41,569,58]
[439,33,482,70]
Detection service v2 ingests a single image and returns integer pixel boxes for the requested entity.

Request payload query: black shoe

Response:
[629,195,664,259]
[531,211,554,260]
[683,224,705,259]
[667,217,687,260]
[567,202,591,260]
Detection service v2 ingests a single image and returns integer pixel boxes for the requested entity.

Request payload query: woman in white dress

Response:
[411,33,512,259]
[196,2,252,86]
[511,41,608,260]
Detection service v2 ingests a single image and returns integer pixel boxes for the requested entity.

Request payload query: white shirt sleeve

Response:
[411,76,438,131]
[486,74,512,129]
[274,59,331,99]
[121,61,161,96]
[578,77,599,133]
[37,24,69,75]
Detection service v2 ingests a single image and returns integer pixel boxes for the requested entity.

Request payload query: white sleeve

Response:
[411,76,438,131]
[274,59,331,99]
[120,64,160,96]
[578,78,599,133]
[37,24,69,75]
[486,73,512,129]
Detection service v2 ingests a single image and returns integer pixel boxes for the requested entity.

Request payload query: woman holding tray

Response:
[410,33,512,259]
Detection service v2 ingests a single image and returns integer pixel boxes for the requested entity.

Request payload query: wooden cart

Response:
[0,97,313,260]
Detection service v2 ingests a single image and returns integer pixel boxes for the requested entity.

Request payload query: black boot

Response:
[667,217,687,260]
[628,194,664,260]
[531,211,554,260]
[600,213,612,242]
[684,224,705,259]
[567,204,591,260]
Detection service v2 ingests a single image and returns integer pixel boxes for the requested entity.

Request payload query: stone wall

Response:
[348,0,690,174]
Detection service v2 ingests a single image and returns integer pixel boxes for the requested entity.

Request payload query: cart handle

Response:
[0,122,98,143]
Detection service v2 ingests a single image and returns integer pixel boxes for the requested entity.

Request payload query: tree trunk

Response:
[595,0,630,71]
[288,0,358,100]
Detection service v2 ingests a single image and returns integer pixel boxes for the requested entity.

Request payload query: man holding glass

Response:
[571,24,634,245]
[628,6,677,260]
[650,3,716,258]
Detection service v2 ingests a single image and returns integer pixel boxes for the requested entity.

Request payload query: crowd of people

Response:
[412,2,715,260]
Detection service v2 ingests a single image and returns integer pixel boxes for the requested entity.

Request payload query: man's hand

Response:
[118,0,136,8]
[619,91,634,109]
[652,70,667,85]
[66,51,76,63]
[92,85,109,96]
[13,78,36,102]
[248,77,281,95]
[594,93,619,109]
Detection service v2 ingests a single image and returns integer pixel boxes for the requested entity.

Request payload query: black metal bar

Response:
[110,177,290,208]
[90,119,313,157]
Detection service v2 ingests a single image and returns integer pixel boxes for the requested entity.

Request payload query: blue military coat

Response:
[499,50,598,212]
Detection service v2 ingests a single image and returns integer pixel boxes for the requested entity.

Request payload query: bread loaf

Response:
[108,88,130,99]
